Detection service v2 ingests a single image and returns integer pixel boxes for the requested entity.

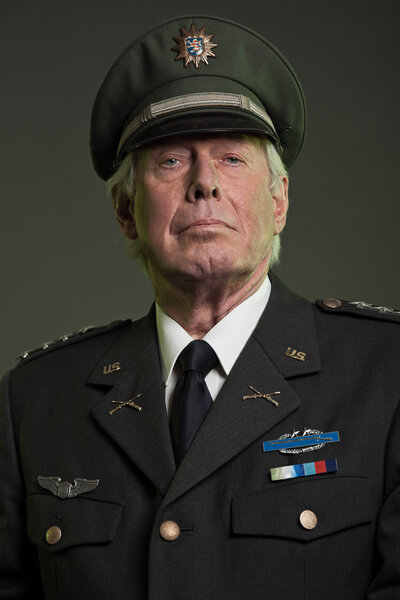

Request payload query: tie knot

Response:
[178,340,218,378]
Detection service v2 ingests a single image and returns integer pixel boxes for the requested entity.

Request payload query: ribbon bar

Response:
[270,458,338,482]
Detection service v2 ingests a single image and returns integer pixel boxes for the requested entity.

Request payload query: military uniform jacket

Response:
[1,274,399,599]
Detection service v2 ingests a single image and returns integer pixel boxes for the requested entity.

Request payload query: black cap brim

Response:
[118,109,279,157]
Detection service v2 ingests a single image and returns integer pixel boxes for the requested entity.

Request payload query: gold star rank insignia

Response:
[172,25,218,68]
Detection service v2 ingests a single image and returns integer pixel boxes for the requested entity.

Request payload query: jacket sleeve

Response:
[367,398,400,599]
[0,371,44,598]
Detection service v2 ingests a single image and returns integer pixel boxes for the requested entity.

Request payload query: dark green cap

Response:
[90,15,306,180]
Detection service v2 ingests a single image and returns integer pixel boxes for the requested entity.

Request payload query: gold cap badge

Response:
[172,25,218,68]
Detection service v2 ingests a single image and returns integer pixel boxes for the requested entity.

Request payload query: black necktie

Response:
[170,340,218,465]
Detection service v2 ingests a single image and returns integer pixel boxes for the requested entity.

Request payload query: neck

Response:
[152,259,270,338]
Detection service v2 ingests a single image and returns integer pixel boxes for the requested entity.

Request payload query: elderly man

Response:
[0,15,399,600]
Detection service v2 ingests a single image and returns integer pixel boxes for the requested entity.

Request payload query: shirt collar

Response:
[156,276,271,385]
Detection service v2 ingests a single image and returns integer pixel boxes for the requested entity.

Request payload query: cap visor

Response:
[119,110,279,157]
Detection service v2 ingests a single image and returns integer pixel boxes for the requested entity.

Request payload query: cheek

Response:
[238,185,275,238]
[134,186,177,246]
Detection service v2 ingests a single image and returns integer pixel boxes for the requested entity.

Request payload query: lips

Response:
[178,218,235,233]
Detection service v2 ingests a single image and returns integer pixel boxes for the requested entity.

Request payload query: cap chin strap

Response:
[117,91,279,157]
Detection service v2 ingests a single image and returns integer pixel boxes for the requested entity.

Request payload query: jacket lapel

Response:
[162,274,321,507]
[252,272,321,378]
[89,309,176,495]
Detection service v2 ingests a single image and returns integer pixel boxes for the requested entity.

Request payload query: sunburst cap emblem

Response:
[172,25,218,68]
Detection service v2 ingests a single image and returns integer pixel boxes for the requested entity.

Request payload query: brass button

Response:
[159,520,180,541]
[45,525,62,545]
[299,510,318,530]
[322,298,342,309]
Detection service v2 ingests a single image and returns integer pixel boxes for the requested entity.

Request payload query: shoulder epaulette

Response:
[315,298,400,323]
[16,319,132,365]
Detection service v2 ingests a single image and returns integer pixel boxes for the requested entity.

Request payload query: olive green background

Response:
[1,0,399,374]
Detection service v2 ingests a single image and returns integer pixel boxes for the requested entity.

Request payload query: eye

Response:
[224,156,242,165]
[162,157,180,167]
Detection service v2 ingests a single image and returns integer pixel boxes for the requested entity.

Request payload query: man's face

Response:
[119,134,288,289]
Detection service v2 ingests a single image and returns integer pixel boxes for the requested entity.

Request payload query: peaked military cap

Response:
[90,15,306,180]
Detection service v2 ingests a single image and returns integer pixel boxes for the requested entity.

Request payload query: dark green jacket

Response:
[1,275,399,599]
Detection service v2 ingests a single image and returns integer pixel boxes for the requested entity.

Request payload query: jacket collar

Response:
[254,271,321,378]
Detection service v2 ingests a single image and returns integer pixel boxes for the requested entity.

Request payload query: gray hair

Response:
[106,136,288,270]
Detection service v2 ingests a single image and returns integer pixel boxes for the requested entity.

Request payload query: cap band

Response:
[117,91,278,156]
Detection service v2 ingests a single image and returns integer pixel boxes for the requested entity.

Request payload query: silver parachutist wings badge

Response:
[37,476,99,499]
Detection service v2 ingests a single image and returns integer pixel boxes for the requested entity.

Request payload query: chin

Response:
[179,249,248,281]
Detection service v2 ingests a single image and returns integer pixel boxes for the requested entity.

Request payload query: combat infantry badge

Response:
[263,428,340,454]
[172,25,218,68]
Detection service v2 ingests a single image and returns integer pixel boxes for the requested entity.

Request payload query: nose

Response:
[187,156,221,203]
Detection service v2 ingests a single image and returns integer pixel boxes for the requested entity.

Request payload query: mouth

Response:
[179,219,234,233]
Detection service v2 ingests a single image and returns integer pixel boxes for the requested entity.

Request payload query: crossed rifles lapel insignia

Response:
[109,393,142,415]
[242,386,280,407]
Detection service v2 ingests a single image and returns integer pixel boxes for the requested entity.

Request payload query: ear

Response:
[273,175,289,235]
[112,189,137,240]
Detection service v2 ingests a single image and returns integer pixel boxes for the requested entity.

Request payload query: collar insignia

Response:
[242,386,280,407]
[103,362,121,375]
[109,393,142,415]
[285,347,306,361]
[172,25,218,68]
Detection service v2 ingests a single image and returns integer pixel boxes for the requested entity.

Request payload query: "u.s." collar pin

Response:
[103,362,121,375]
[172,25,218,69]
[285,347,306,361]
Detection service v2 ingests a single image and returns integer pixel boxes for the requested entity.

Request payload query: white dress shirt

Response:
[156,276,272,418]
